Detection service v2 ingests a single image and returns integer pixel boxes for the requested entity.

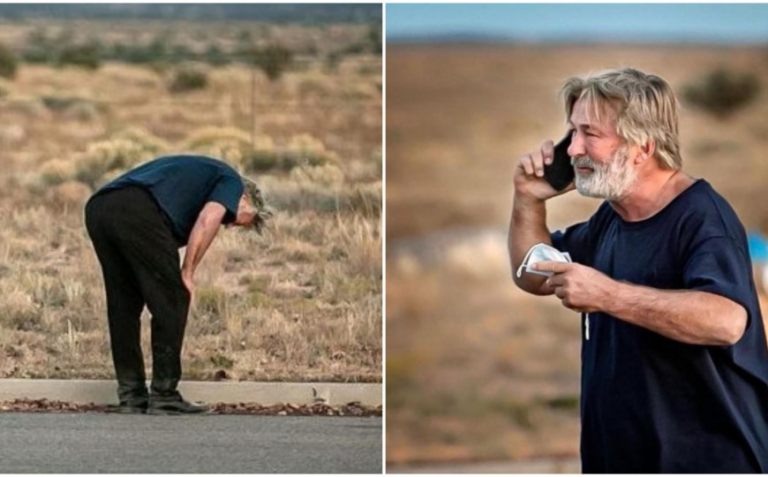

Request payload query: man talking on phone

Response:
[508,67,768,472]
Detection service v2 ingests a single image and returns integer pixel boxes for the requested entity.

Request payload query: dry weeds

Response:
[0,22,381,384]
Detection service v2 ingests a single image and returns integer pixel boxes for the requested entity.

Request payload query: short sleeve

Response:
[551,221,591,265]
[683,236,753,312]
[208,172,244,224]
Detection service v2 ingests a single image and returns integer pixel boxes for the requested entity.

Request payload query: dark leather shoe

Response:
[147,392,208,415]
[108,398,148,414]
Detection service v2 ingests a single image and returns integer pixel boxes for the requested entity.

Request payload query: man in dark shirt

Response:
[85,154,272,415]
[508,68,768,472]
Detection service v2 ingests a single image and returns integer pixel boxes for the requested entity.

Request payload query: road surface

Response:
[0,413,382,473]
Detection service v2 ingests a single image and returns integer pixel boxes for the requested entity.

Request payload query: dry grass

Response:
[387,44,768,465]
[0,21,381,383]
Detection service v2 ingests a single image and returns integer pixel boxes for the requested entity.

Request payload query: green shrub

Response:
[683,68,761,119]
[169,66,208,93]
[58,43,102,70]
[251,44,293,82]
[0,43,18,79]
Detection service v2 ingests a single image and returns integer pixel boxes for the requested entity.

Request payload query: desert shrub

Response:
[22,27,55,64]
[343,183,382,218]
[244,150,282,172]
[74,138,159,188]
[184,127,272,168]
[250,44,293,82]
[0,290,44,332]
[111,127,170,153]
[682,68,761,119]
[243,135,339,173]
[367,25,383,56]
[169,65,208,93]
[286,134,340,167]
[0,43,18,79]
[39,159,76,186]
[40,96,103,120]
[43,181,92,211]
[58,43,102,70]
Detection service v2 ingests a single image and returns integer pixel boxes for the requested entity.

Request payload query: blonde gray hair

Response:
[560,67,682,170]
[241,175,273,234]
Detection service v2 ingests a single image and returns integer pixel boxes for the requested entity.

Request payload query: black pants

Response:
[85,186,190,401]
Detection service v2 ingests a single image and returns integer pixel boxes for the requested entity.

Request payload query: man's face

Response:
[229,194,257,228]
[567,98,638,200]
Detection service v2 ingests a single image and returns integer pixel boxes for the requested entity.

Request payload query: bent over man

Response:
[85,154,271,415]
[509,68,768,472]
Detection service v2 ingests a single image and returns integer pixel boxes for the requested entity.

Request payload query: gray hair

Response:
[560,67,682,170]
[241,175,273,234]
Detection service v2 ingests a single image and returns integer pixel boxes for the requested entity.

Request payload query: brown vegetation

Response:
[0,21,381,384]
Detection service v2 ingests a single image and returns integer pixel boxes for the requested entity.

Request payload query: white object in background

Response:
[516,243,572,278]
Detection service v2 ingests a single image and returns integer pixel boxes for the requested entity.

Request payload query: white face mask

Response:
[516,243,572,278]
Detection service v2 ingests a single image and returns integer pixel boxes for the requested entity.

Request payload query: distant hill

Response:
[0,4,382,24]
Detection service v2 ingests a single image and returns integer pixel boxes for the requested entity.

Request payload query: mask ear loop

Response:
[516,242,546,278]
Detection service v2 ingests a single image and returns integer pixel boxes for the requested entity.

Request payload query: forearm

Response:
[509,193,552,295]
[604,281,747,346]
[181,206,223,278]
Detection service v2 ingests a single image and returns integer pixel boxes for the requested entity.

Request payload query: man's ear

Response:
[640,139,656,162]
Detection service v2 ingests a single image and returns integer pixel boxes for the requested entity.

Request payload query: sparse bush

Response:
[74,138,158,188]
[0,290,44,332]
[169,65,208,93]
[112,127,170,153]
[251,44,293,82]
[683,68,761,119]
[39,160,75,186]
[43,181,92,211]
[244,150,282,172]
[40,96,101,117]
[0,43,18,79]
[344,183,382,218]
[242,135,340,173]
[184,127,272,167]
[286,134,340,167]
[58,43,102,70]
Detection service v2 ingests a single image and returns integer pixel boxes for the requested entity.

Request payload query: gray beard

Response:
[571,147,637,200]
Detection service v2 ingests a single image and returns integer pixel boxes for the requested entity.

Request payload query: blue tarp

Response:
[748,232,768,263]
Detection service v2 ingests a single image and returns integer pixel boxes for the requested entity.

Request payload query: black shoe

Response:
[147,392,208,415]
[108,399,148,414]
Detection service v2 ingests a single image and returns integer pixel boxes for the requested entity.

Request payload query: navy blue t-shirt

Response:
[551,179,768,473]
[97,155,244,246]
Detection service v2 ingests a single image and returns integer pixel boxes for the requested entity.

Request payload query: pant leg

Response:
[102,188,191,396]
[85,195,148,402]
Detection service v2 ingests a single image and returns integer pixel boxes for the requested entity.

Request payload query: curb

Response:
[0,379,382,406]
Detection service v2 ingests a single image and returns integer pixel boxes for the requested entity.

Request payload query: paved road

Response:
[0,413,382,473]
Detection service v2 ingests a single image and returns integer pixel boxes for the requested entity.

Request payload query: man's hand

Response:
[533,261,616,313]
[514,139,576,201]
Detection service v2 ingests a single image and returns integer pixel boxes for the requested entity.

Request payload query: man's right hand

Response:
[514,139,576,201]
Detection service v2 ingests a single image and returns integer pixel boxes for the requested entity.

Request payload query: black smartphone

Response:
[544,132,575,191]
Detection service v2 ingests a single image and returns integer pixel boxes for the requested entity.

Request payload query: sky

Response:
[386,4,768,44]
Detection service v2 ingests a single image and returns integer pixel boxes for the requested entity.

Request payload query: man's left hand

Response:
[533,261,616,313]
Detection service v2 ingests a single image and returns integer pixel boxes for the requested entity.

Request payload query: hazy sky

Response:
[386,4,768,44]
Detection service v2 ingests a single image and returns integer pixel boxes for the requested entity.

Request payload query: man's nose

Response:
[568,131,586,158]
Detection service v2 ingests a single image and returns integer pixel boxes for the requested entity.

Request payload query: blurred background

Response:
[386,4,768,473]
[0,4,382,385]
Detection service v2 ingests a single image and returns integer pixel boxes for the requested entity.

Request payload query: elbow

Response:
[720,307,748,346]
